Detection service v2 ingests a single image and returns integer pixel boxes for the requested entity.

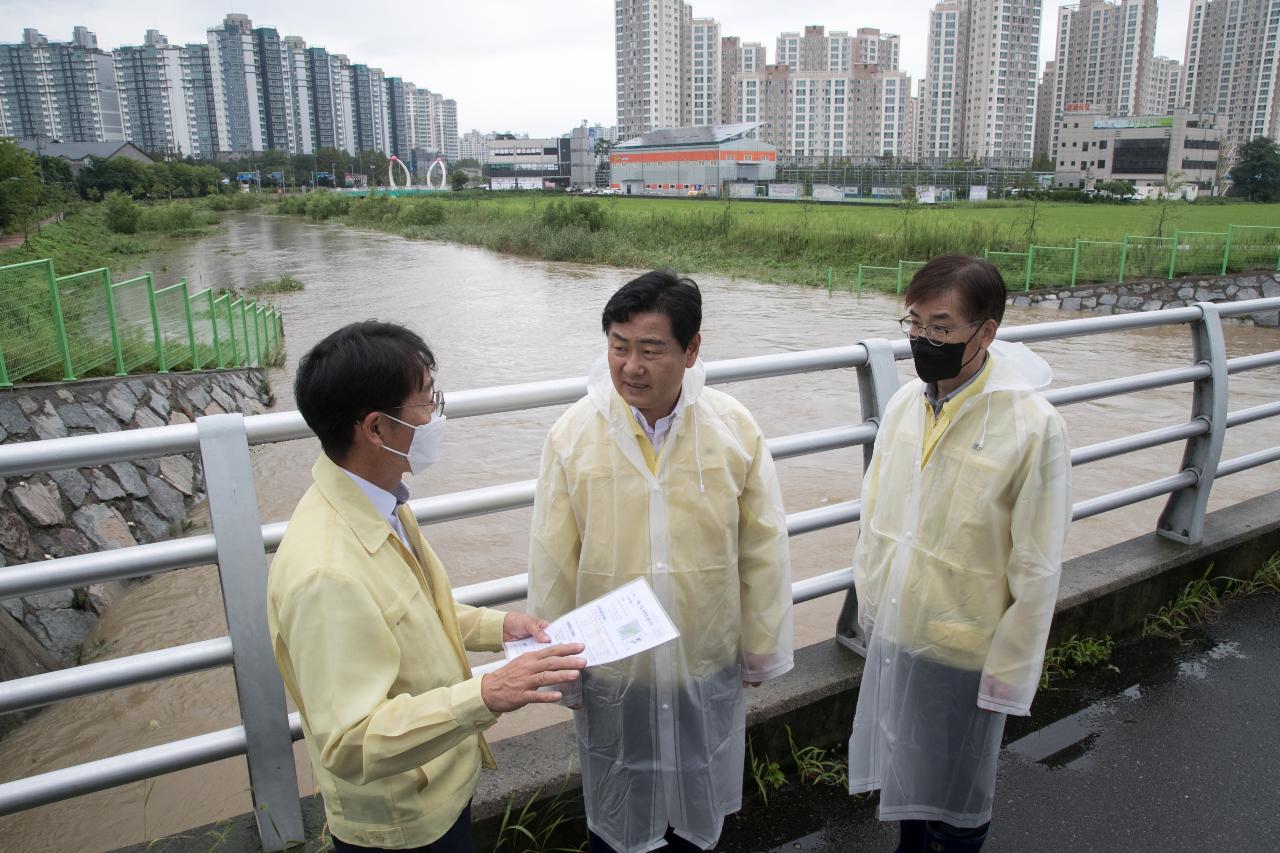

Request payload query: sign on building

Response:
[870,187,902,199]
[767,182,799,199]
[490,177,517,190]
[969,185,989,202]
[1093,116,1174,129]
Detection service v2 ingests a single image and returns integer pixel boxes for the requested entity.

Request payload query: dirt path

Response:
[0,213,64,253]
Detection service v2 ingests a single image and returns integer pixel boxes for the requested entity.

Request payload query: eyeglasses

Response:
[390,389,446,418]
[899,317,983,347]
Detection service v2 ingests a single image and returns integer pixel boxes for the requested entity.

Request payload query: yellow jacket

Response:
[267,454,507,849]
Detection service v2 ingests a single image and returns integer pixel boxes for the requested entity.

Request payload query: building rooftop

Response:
[15,139,153,162]
[615,123,766,149]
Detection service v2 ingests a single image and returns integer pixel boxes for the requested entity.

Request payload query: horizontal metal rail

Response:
[1070,420,1208,466]
[1217,446,1280,478]
[1226,351,1280,375]
[1045,364,1210,407]
[1227,401,1280,428]
[0,425,877,603]
[0,638,233,715]
[1071,470,1200,521]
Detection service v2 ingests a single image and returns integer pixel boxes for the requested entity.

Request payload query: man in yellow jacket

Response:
[847,255,1072,853]
[529,271,794,853]
[268,321,585,852]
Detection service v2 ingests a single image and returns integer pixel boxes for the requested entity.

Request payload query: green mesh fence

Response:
[857,265,898,293]
[1170,231,1228,277]
[1224,225,1280,273]
[1029,246,1076,289]
[110,275,161,372]
[231,299,248,367]
[0,259,67,383]
[985,251,1029,290]
[1075,241,1125,284]
[213,294,235,368]
[187,288,219,370]
[898,260,927,292]
[154,283,193,371]
[56,268,119,377]
[1122,236,1174,281]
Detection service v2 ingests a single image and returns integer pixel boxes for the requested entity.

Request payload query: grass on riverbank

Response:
[247,274,304,295]
[270,191,1280,287]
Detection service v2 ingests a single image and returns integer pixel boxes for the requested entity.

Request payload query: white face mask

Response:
[380,412,446,474]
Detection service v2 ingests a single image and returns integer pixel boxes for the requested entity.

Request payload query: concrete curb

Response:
[117,489,1280,852]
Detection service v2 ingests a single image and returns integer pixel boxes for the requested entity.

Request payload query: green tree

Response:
[449,169,469,192]
[1228,136,1280,202]
[0,138,40,233]
[103,191,140,234]
[1031,152,1054,173]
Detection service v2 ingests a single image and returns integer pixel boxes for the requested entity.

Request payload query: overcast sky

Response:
[7,0,1193,137]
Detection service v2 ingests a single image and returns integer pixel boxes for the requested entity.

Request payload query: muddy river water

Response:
[1,213,1276,851]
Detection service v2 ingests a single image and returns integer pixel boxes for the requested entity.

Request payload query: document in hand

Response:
[504,578,680,667]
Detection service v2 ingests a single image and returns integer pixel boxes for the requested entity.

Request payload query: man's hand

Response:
[503,611,552,643]
[481,643,585,713]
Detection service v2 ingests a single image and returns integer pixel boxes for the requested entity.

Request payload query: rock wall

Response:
[0,370,273,667]
[1009,271,1280,326]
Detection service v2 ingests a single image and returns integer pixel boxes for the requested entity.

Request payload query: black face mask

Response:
[910,324,984,383]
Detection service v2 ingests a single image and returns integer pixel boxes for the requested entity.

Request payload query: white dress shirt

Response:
[630,404,680,454]
[342,469,412,547]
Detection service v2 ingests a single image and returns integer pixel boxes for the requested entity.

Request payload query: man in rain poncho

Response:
[530,270,794,853]
[847,255,1072,852]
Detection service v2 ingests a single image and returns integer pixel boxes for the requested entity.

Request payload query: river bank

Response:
[270,191,1280,289]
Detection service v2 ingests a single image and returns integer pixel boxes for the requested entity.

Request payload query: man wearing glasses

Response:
[847,256,1071,852]
[269,321,585,852]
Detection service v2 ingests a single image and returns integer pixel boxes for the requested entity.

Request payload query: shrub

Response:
[396,199,445,227]
[103,191,140,234]
[542,199,607,232]
[304,191,349,221]
[347,192,396,224]
[205,194,231,212]
[231,192,260,211]
[138,204,197,234]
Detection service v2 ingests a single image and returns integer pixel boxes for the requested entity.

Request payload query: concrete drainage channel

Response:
[121,490,1280,853]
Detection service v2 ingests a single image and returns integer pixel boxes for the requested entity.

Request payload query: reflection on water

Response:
[1,213,1276,851]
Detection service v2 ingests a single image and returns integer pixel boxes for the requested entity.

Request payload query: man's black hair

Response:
[904,254,1007,326]
[294,321,436,459]
[601,270,702,350]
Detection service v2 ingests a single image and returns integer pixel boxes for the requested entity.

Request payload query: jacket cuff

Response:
[473,607,508,652]
[451,676,499,729]
[977,694,1029,716]
[744,657,794,683]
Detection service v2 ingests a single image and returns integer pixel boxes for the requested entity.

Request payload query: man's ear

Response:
[684,332,702,367]
[979,318,998,348]
[356,410,386,449]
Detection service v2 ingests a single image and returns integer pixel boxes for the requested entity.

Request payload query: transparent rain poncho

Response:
[531,357,794,852]
[848,342,1072,827]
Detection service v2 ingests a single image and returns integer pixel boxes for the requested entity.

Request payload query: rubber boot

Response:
[924,821,990,853]
[894,820,928,853]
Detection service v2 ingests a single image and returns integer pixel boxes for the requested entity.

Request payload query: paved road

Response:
[769,592,1280,853]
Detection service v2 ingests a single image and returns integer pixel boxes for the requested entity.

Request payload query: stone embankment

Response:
[0,370,273,679]
[1009,271,1280,326]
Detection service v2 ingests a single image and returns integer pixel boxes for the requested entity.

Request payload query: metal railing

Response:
[0,299,1277,850]
[0,258,286,387]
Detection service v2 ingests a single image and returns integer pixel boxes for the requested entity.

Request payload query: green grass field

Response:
[277,190,1280,289]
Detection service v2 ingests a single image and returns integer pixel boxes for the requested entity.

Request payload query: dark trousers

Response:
[588,827,703,853]
[330,802,473,853]
[895,819,990,853]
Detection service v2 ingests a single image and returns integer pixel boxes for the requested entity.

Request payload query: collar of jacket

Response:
[586,353,707,427]
[311,453,406,554]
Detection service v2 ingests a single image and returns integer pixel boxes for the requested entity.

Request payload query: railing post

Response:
[147,274,168,374]
[0,346,11,389]
[1119,236,1130,283]
[102,269,127,376]
[1168,229,1180,279]
[1220,225,1233,275]
[182,280,200,370]
[835,337,900,657]
[1156,301,1227,545]
[1024,247,1033,292]
[1070,240,1081,288]
[46,260,76,381]
[196,414,304,851]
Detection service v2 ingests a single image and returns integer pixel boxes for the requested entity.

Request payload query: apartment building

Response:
[1182,0,1280,157]
[615,0,693,141]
